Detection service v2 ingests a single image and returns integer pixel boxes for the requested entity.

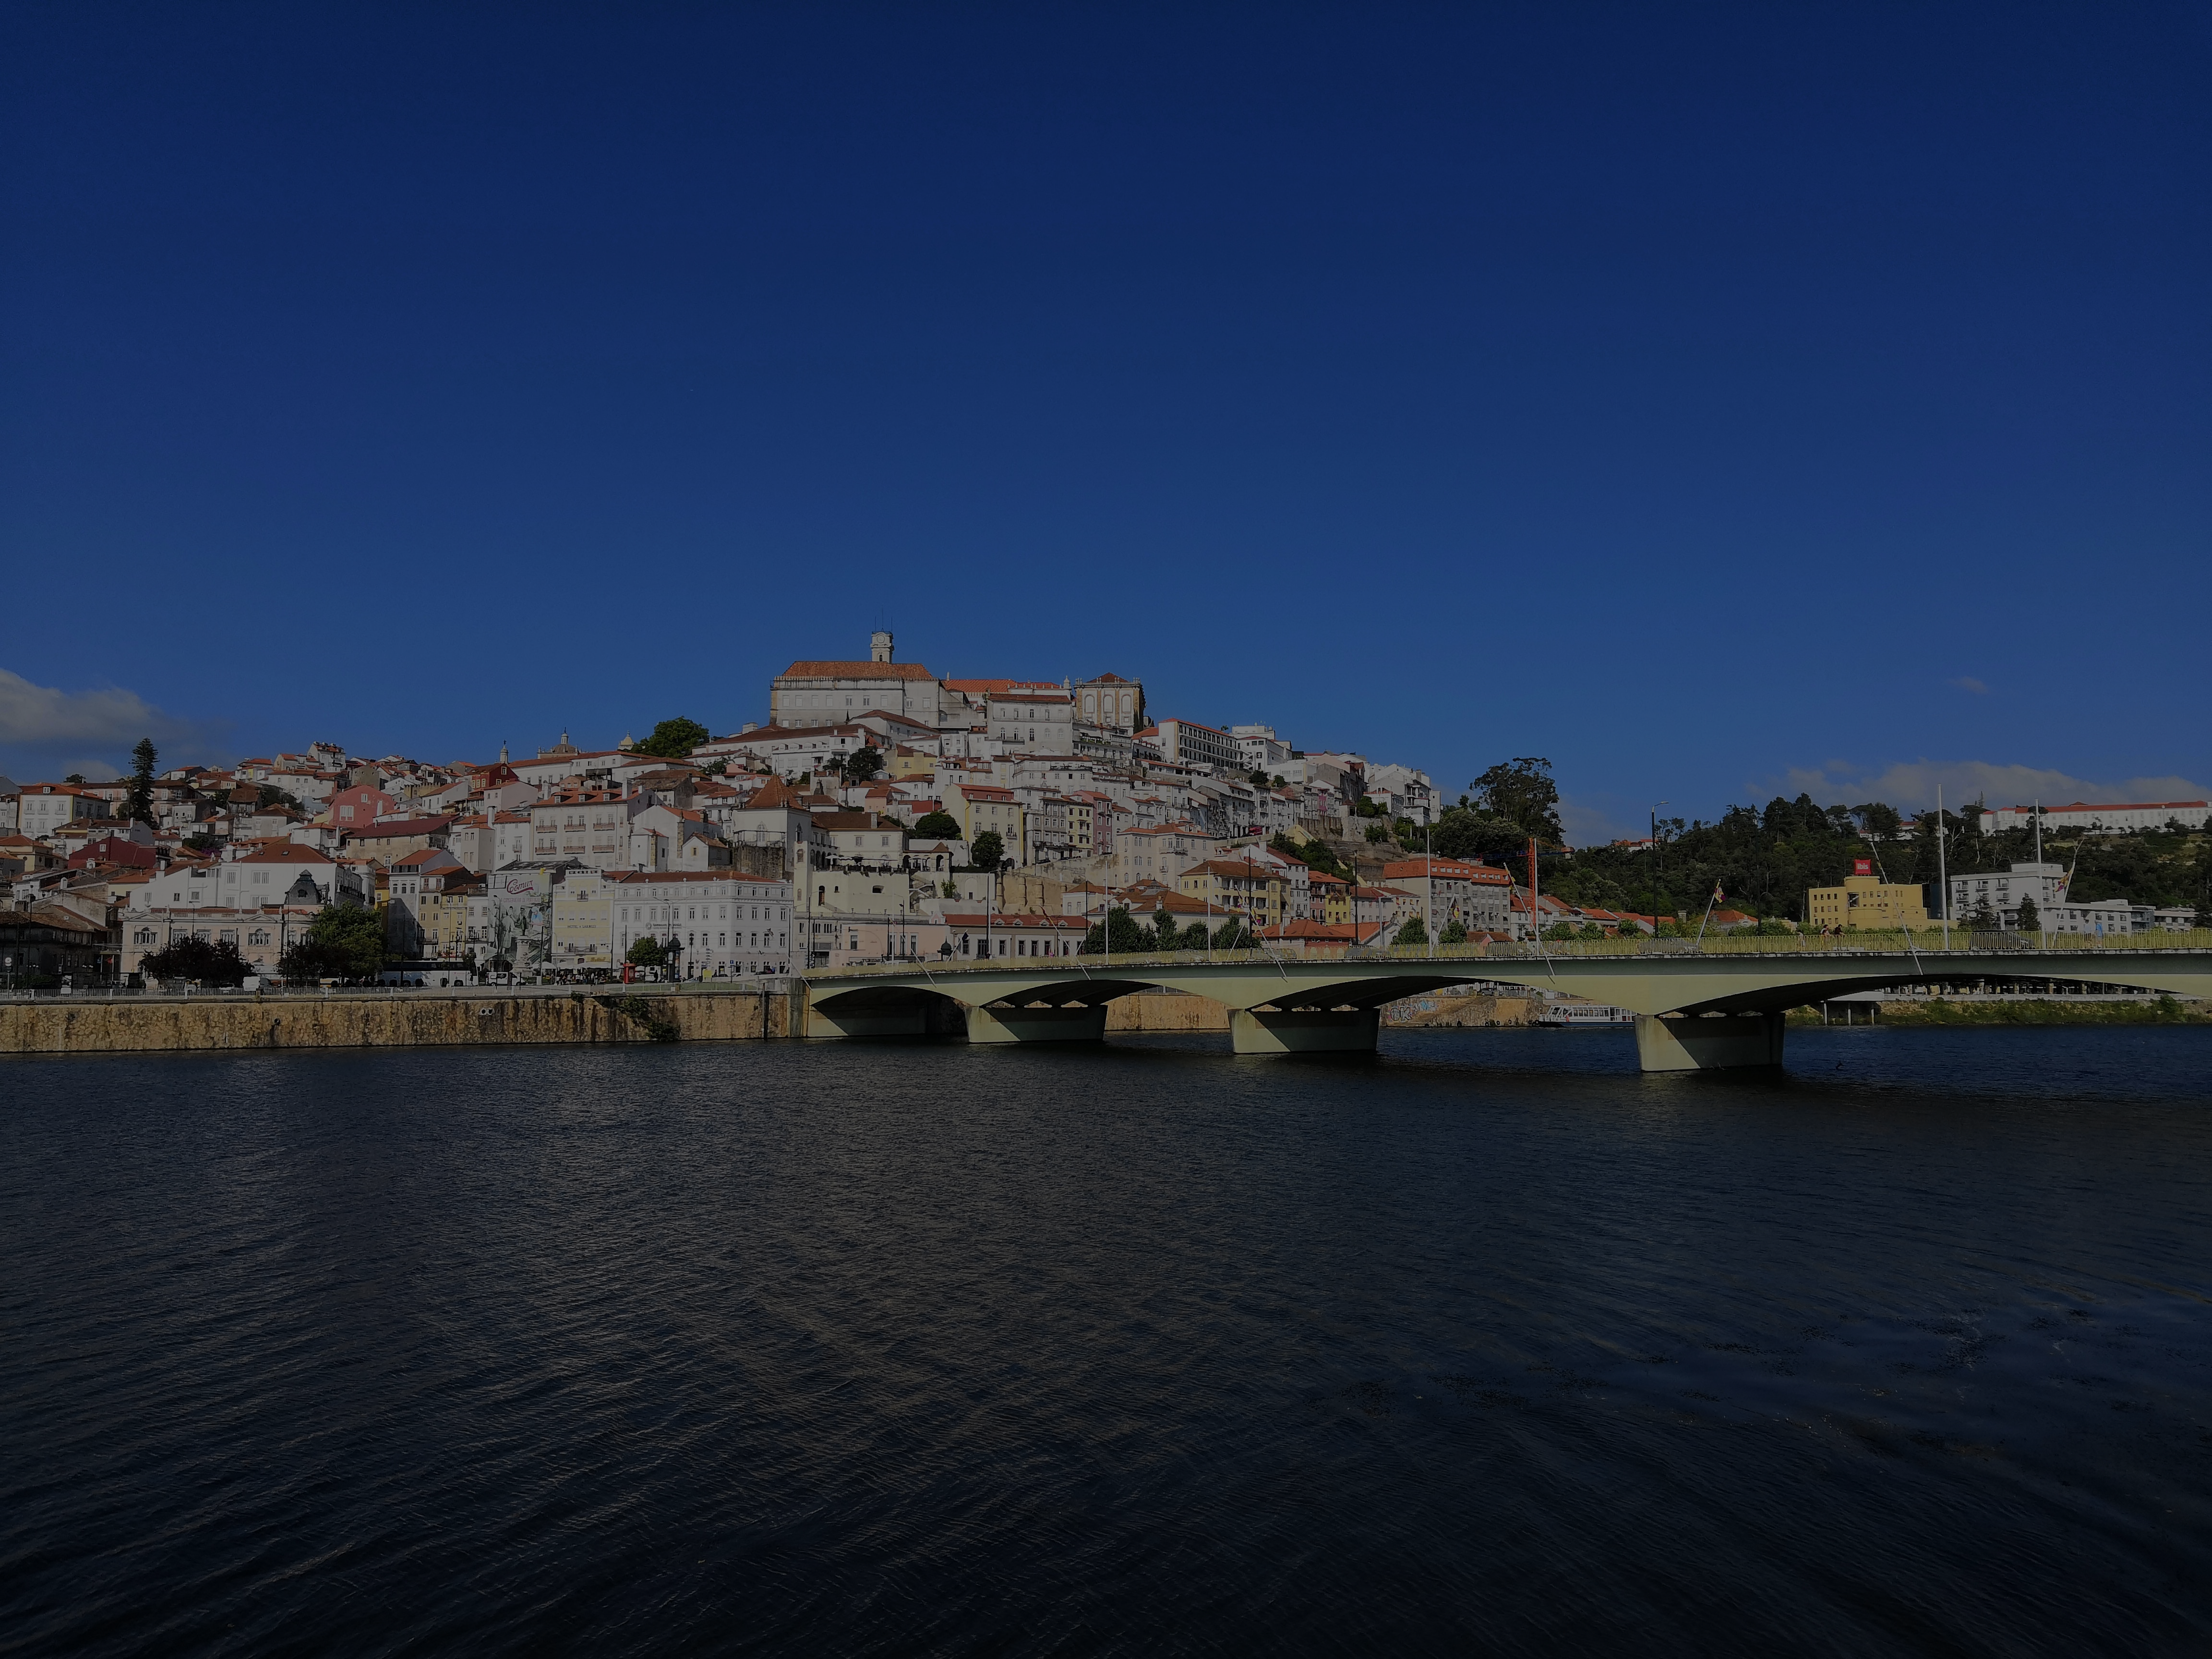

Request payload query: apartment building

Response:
[945,781,1026,861]
[1147,718,1239,774]
[1380,855,1515,934]
[1177,858,1289,927]
[1947,862,2068,927]
[528,787,632,868]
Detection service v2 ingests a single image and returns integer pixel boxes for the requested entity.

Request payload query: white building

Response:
[609,869,793,977]
[985,692,1075,754]
[2036,898,2155,936]
[769,633,966,731]
[1947,862,2068,928]
[1983,800,2210,835]
[1233,725,1293,773]
[17,784,102,840]
[1147,718,1240,775]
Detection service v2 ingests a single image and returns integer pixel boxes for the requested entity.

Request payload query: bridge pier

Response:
[966,1003,1109,1044]
[1634,1012,1785,1072]
[1230,1007,1380,1054]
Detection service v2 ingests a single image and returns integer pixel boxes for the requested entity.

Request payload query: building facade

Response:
[1947,862,2068,927]
[1807,861,1931,930]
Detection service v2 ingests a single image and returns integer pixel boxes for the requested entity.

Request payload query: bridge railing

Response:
[815,928,2212,975]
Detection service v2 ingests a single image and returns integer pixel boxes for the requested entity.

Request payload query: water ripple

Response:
[2,1027,2209,1654]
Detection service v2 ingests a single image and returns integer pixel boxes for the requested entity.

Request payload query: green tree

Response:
[1429,807,1528,865]
[843,745,884,782]
[1365,822,1391,843]
[1211,919,1255,950]
[1471,757,1564,843]
[1397,915,1428,947]
[1179,922,1213,950]
[914,810,962,839]
[141,936,251,986]
[1250,768,1271,789]
[968,830,1006,871]
[1152,907,1180,950]
[1854,802,1903,840]
[625,936,668,968]
[1439,918,1468,944]
[2015,896,2041,932]
[125,738,158,826]
[637,717,710,759]
[295,904,386,978]
[1082,906,1151,954]
[1275,831,1344,877]
[1963,900,2002,931]
[255,784,301,811]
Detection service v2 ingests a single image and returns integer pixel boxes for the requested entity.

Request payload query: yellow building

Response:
[1178,859,1288,927]
[1807,860,1929,930]
[1308,869,1352,925]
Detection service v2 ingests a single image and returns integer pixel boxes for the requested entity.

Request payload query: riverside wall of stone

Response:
[3,983,1286,1054]
[0,988,792,1055]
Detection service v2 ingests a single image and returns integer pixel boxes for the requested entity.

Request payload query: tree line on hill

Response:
[1355,757,2211,925]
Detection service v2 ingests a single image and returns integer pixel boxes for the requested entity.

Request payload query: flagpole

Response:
[1695,882,1720,945]
[1936,785,1949,951]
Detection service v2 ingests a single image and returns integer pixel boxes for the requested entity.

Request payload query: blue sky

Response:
[4,3,2207,840]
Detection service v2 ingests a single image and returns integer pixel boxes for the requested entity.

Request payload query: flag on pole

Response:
[1713,883,1725,902]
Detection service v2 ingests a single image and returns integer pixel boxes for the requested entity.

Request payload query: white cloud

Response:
[1758,757,2211,814]
[0,667,228,782]
[1948,676,1989,695]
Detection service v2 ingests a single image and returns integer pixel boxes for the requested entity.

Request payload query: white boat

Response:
[1536,1000,1636,1026]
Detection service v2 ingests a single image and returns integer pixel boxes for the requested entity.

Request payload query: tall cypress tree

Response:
[125,738,158,826]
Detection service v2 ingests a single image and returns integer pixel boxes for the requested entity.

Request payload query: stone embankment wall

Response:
[1106,989,1229,1032]
[0,989,794,1055]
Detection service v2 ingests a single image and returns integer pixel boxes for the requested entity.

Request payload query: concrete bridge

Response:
[800,941,2212,1070]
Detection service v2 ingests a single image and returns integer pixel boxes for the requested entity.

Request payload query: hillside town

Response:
[3,632,2207,988]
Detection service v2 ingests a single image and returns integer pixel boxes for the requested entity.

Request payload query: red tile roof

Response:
[781,660,937,680]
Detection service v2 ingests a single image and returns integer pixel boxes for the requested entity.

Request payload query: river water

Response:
[3,1027,2209,1656]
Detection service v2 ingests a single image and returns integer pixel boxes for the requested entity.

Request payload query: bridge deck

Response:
[797,938,2212,1067]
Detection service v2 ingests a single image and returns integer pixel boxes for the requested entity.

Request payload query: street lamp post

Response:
[1425,818,1433,959]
